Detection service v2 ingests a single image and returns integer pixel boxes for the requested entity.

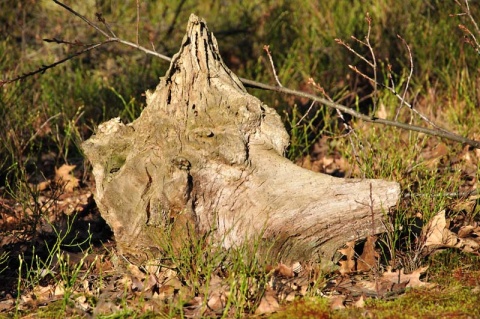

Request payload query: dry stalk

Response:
[394,35,414,122]
[454,0,480,53]
[306,77,364,177]
[263,45,283,87]
[337,14,446,133]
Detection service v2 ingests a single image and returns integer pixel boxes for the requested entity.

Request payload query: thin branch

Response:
[239,78,480,148]
[348,65,446,132]
[116,38,172,62]
[464,0,480,39]
[455,0,480,53]
[387,63,397,98]
[338,18,452,133]
[0,40,114,86]
[364,13,378,115]
[295,100,316,126]
[53,0,110,38]
[307,77,364,177]
[95,12,117,38]
[335,38,372,67]
[395,35,414,121]
[263,45,283,87]
[459,24,480,53]
[43,38,87,46]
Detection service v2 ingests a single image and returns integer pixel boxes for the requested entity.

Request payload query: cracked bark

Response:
[82,14,400,266]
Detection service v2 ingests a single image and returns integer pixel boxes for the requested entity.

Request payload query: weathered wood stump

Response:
[82,14,400,265]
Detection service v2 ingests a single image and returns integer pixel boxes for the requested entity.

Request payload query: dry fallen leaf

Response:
[357,235,379,272]
[74,295,91,312]
[377,102,388,119]
[156,285,175,301]
[338,240,356,275]
[456,237,480,253]
[353,295,366,308]
[421,143,448,169]
[275,263,294,278]
[458,225,475,238]
[54,282,65,297]
[55,164,79,193]
[0,299,14,312]
[423,210,458,248]
[382,266,434,288]
[183,296,204,318]
[127,264,146,280]
[207,275,227,313]
[423,210,479,254]
[329,295,346,310]
[31,180,51,192]
[255,287,280,315]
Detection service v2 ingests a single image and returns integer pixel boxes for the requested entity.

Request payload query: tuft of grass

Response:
[153,221,276,317]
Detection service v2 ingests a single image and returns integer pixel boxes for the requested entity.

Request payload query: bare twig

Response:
[115,38,172,62]
[0,40,114,86]
[263,45,283,87]
[338,15,453,133]
[239,78,480,148]
[394,35,414,121]
[464,0,480,41]
[387,63,396,95]
[364,13,378,115]
[95,12,116,38]
[335,38,372,67]
[307,78,353,134]
[53,0,110,38]
[295,100,316,126]
[348,64,446,132]
[338,13,378,116]
[454,0,480,53]
[307,77,365,177]
[43,38,87,46]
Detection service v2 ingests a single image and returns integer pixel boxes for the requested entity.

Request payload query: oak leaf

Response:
[338,240,356,275]
[357,235,379,272]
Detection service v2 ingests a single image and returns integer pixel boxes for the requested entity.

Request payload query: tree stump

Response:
[82,14,400,265]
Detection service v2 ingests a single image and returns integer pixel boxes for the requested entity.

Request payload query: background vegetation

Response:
[1,0,480,317]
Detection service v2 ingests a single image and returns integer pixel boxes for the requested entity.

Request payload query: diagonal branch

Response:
[239,78,480,148]
[0,40,114,86]
[53,0,110,38]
